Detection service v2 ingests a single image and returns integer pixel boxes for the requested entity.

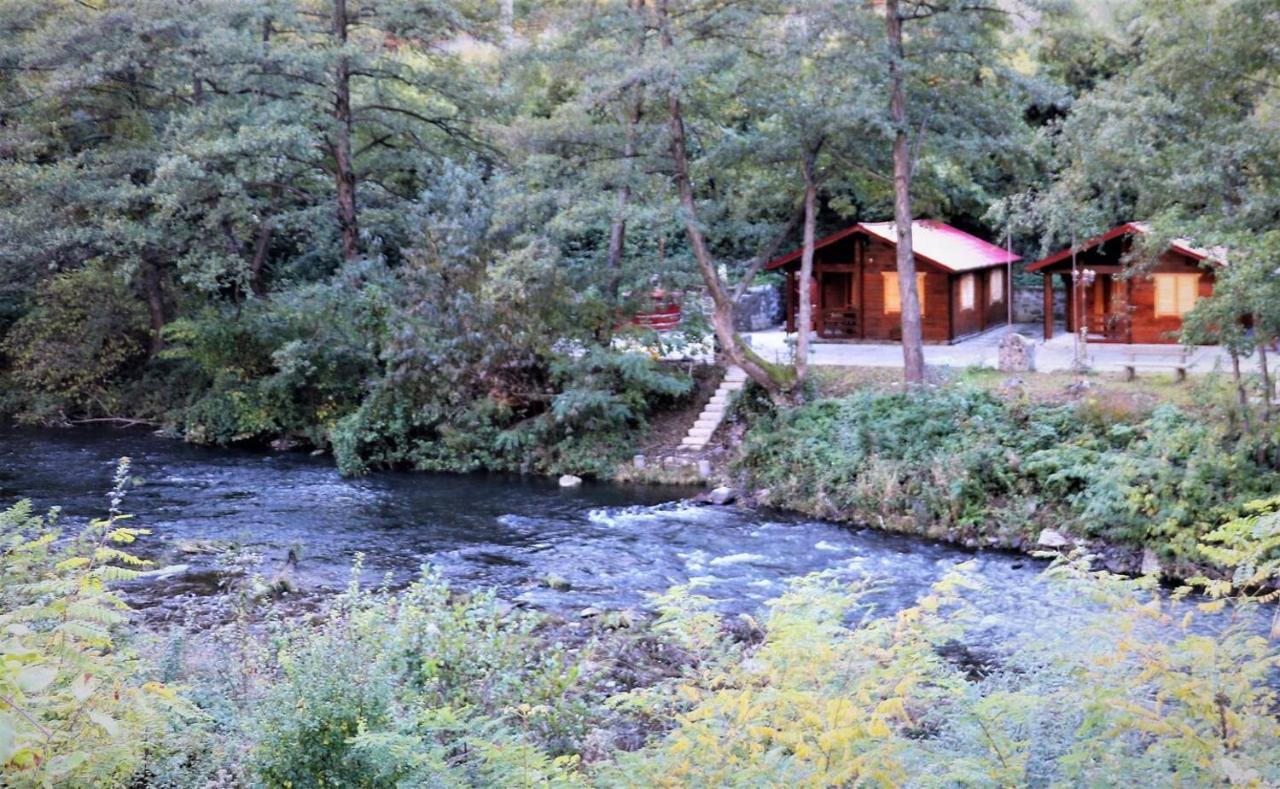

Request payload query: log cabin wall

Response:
[950,271,986,339]
[860,238,952,343]
[983,268,1007,329]
[1124,249,1215,343]
[778,231,1013,344]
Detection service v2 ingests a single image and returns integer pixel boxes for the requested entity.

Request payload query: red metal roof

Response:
[1024,222,1215,272]
[765,220,1018,274]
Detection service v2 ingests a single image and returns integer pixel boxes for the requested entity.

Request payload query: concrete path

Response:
[743,323,1264,375]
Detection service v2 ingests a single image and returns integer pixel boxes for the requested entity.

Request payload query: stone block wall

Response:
[733,283,784,332]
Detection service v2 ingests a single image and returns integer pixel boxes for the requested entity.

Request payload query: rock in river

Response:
[1141,548,1163,577]
[559,474,583,488]
[707,486,736,506]
[1036,529,1070,548]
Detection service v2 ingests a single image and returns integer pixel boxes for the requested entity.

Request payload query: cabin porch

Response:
[1041,269,1135,343]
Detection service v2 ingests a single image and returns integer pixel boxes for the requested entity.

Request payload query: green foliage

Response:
[0,263,150,421]
[247,567,603,788]
[0,460,203,786]
[4,477,1280,785]
[736,387,1280,560]
[332,346,692,477]
[602,558,1280,787]
[163,268,387,447]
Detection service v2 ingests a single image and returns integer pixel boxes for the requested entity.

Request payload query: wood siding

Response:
[778,235,1010,343]
[1035,240,1215,344]
[1125,250,1215,343]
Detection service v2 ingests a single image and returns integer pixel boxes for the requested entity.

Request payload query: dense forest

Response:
[2,0,1276,472]
[4,0,1280,786]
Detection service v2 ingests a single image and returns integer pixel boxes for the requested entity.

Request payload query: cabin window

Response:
[990,269,1003,303]
[1154,273,1200,317]
[882,272,926,315]
[959,274,976,310]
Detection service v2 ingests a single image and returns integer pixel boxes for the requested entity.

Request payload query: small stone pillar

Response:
[997,332,1036,373]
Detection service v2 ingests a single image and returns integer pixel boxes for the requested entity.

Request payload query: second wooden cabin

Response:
[765,220,1019,344]
[1026,222,1219,344]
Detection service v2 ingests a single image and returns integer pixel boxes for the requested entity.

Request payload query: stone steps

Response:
[680,366,745,450]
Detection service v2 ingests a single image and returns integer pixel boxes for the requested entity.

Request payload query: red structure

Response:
[766,220,1018,344]
[1026,222,1219,343]
[623,290,682,332]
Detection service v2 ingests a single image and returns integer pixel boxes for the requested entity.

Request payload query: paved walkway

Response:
[743,323,1264,375]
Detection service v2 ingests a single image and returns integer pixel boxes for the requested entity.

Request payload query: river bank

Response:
[625,366,1280,587]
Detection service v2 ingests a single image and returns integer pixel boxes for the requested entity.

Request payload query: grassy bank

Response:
[732,373,1280,574]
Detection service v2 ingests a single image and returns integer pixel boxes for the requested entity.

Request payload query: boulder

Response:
[997,333,1036,372]
[558,474,583,488]
[1140,548,1163,577]
[707,486,736,506]
[542,574,572,591]
[1036,528,1070,548]
[136,563,190,579]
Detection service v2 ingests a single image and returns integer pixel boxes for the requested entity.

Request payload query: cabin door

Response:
[1084,274,1130,342]
[818,271,857,339]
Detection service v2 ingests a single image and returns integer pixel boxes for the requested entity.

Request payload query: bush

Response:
[247,568,603,787]
[0,262,151,421]
[332,347,691,477]
[602,561,1280,787]
[164,269,387,447]
[0,460,206,786]
[736,387,1280,561]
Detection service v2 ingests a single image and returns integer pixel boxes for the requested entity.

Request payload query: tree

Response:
[1033,0,1280,416]
[878,0,1027,384]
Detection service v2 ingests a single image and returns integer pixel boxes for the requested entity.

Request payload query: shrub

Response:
[0,460,205,786]
[736,387,1280,561]
[247,568,604,787]
[0,262,150,421]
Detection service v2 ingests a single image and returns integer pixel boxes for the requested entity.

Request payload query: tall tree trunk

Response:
[138,256,167,357]
[605,0,646,305]
[1258,322,1273,423]
[332,0,358,262]
[249,221,273,298]
[796,147,820,387]
[500,0,515,44]
[657,0,792,404]
[1231,349,1253,433]
[885,0,926,385]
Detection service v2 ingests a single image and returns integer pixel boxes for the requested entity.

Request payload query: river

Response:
[0,425,1238,650]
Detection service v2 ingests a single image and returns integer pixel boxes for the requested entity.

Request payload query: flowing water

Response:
[0,426,1258,650]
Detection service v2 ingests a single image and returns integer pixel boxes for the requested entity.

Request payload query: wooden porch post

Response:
[785,269,795,333]
[813,271,824,338]
[1063,273,1074,334]
[1043,272,1053,340]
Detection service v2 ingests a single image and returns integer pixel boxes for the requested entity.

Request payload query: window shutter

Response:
[882,272,900,313]
[1154,275,1176,317]
[1176,274,1199,315]
[960,274,975,310]
[883,272,927,315]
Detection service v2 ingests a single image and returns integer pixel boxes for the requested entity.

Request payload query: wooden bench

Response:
[1122,346,1193,382]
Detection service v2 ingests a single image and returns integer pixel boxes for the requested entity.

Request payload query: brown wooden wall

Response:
[860,238,952,342]
[780,235,1010,343]
[1035,241,1216,344]
[1125,250,1215,343]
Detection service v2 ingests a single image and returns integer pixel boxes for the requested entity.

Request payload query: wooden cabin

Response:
[1027,222,1218,343]
[765,220,1019,344]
